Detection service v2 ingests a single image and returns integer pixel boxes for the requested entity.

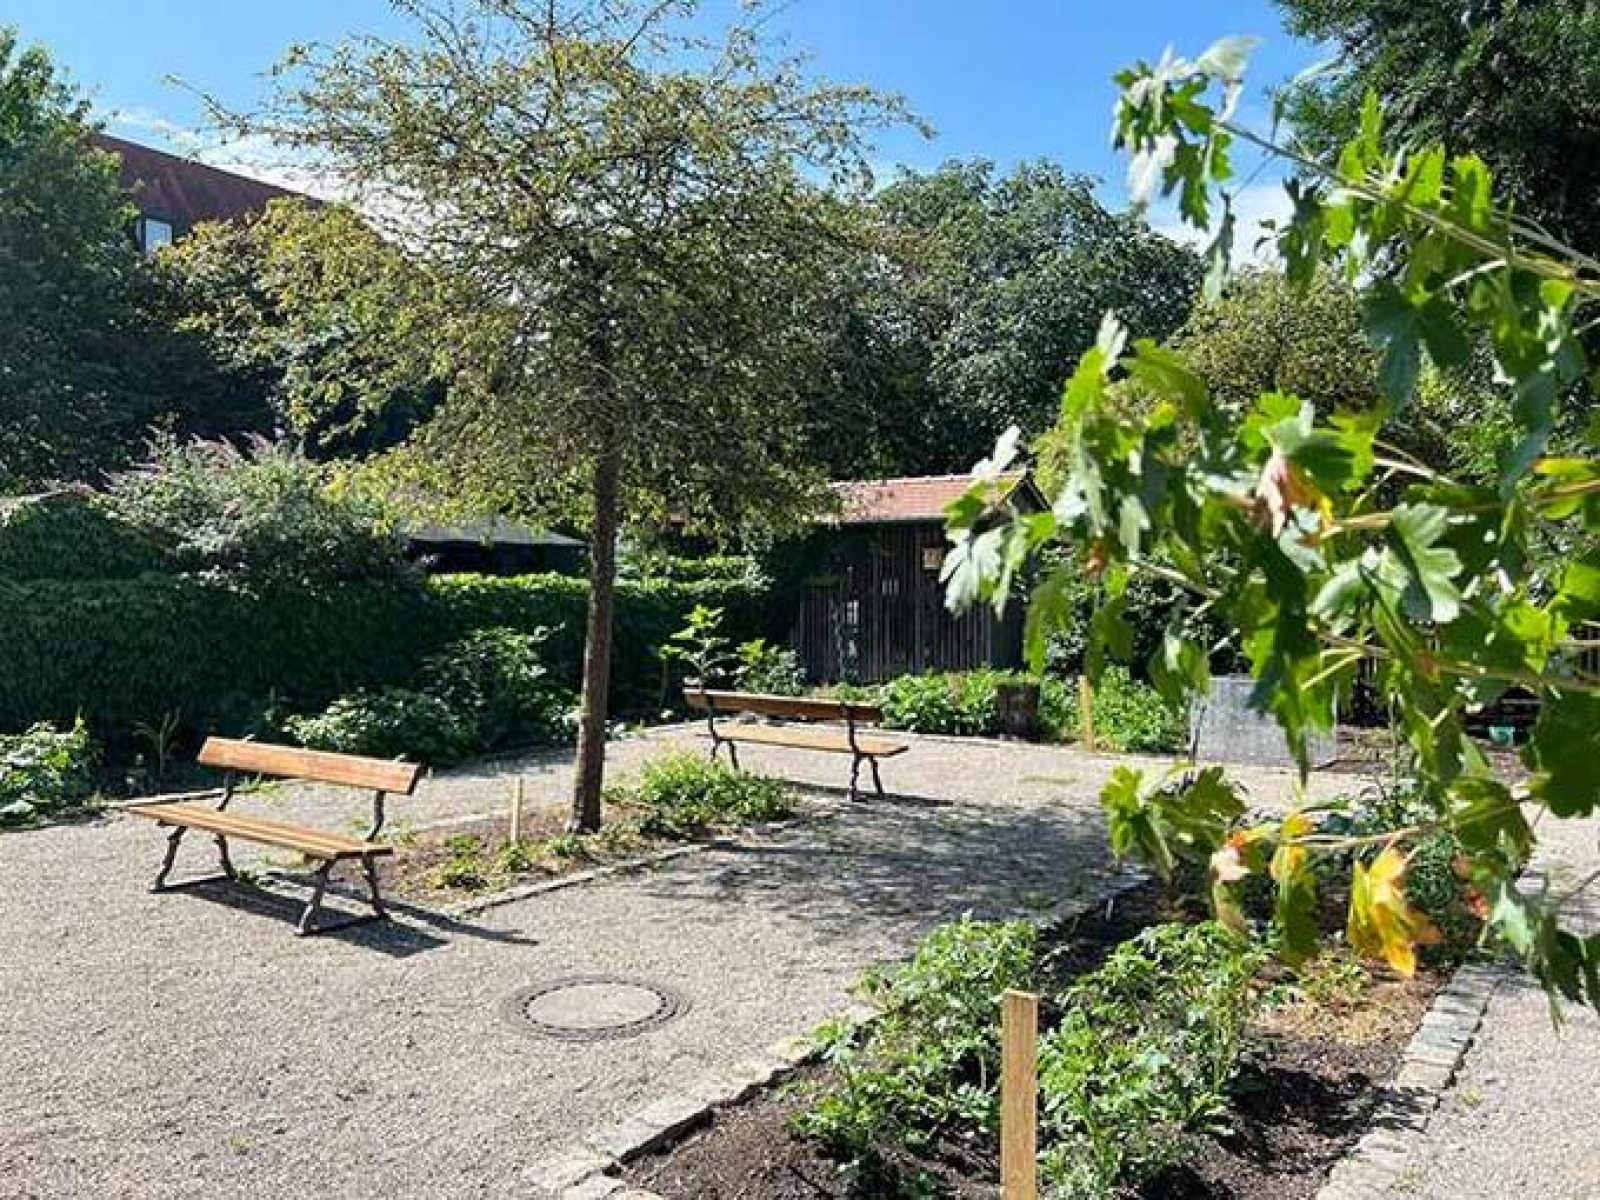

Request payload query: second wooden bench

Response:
[683,688,908,801]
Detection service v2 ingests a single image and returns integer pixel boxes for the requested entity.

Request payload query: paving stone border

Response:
[1314,957,1507,1200]
[529,862,1150,1199]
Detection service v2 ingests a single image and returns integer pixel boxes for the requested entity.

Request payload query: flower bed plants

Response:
[624,876,1458,1200]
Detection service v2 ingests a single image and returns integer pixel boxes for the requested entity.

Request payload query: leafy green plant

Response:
[735,638,805,696]
[0,719,97,826]
[286,687,471,764]
[419,625,573,750]
[943,35,1600,1005]
[131,710,183,788]
[628,752,790,838]
[1036,922,1264,1198]
[799,918,1039,1175]
[659,604,738,688]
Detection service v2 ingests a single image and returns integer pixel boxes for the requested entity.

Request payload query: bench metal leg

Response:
[152,826,187,891]
[726,740,742,772]
[361,855,387,919]
[849,753,863,803]
[215,835,236,881]
[869,755,885,800]
[295,860,334,937]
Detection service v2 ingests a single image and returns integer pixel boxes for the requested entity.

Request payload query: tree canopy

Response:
[1278,0,1600,251]
[0,28,273,491]
[227,0,910,828]
[161,200,449,459]
[817,159,1200,478]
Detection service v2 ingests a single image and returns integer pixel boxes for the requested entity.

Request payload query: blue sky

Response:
[7,1,1321,234]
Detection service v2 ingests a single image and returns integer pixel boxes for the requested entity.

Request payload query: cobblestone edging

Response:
[527,863,1150,1199]
[1314,958,1506,1200]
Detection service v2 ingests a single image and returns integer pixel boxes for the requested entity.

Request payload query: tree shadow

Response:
[627,793,1115,947]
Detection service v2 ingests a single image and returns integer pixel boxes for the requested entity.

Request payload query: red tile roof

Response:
[828,472,1033,525]
[91,133,311,234]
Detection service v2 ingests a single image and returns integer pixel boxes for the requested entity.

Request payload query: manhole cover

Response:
[501,975,687,1041]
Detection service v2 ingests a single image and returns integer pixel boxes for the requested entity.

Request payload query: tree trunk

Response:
[570,437,621,833]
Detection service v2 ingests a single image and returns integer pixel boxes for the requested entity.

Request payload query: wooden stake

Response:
[1077,675,1095,751]
[509,776,525,844]
[1000,989,1039,1200]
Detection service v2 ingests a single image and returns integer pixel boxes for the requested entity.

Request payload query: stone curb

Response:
[1313,957,1507,1200]
[529,863,1151,1199]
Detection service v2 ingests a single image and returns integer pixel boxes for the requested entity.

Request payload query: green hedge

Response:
[0,572,767,737]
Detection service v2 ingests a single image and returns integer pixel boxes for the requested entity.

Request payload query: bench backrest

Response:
[684,688,883,724]
[198,737,422,795]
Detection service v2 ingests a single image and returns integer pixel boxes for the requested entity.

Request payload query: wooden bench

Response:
[683,689,908,802]
[128,738,422,936]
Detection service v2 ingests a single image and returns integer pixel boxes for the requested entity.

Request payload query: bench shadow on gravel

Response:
[633,794,1108,943]
[168,875,539,956]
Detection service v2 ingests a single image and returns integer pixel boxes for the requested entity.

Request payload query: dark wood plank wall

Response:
[789,523,1022,684]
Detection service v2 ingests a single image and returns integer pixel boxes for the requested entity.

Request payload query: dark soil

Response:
[626,879,1444,1200]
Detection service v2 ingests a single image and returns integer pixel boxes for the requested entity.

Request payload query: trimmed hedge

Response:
[0,572,767,738]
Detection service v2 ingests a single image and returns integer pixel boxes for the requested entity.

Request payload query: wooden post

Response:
[1000,989,1039,1200]
[1077,675,1095,751]
[509,776,525,844]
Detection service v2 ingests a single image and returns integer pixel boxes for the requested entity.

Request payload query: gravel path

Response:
[0,730,1351,1200]
[1392,814,1600,1200]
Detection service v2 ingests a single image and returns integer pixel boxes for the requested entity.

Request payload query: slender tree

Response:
[221,0,910,829]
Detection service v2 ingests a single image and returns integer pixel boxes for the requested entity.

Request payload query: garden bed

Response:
[625,880,1447,1199]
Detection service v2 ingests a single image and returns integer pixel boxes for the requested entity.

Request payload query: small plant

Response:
[799,918,1039,1178]
[630,752,791,838]
[426,833,488,890]
[286,687,473,763]
[0,719,98,826]
[659,604,737,687]
[132,710,183,788]
[494,838,539,875]
[1036,922,1265,1197]
[735,638,805,696]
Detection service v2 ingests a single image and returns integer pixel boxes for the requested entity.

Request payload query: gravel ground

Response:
[0,729,1352,1200]
[1394,814,1600,1200]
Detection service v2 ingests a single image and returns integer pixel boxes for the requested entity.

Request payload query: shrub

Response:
[1089,666,1185,753]
[0,492,164,581]
[419,626,572,750]
[1036,922,1263,1197]
[0,719,97,825]
[735,638,805,696]
[100,437,411,589]
[285,687,472,764]
[628,752,791,837]
[877,671,1006,736]
[800,918,1039,1176]
[0,570,767,744]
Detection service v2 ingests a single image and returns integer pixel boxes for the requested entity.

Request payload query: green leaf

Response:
[1382,503,1463,623]
[1527,689,1600,818]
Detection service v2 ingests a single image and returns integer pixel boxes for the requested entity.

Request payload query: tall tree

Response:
[815,160,1200,477]
[0,28,274,489]
[161,199,448,458]
[226,0,906,830]
[1278,0,1600,251]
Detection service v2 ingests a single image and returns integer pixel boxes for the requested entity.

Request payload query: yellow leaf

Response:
[1347,846,1442,976]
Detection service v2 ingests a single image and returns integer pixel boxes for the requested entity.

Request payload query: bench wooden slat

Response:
[684,689,883,723]
[128,801,392,860]
[198,738,422,795]
[698,725,909,757]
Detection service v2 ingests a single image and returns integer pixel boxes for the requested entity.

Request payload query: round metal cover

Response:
[501,975,687,1041]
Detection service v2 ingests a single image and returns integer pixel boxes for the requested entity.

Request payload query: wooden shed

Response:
[786,472,1045,684]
